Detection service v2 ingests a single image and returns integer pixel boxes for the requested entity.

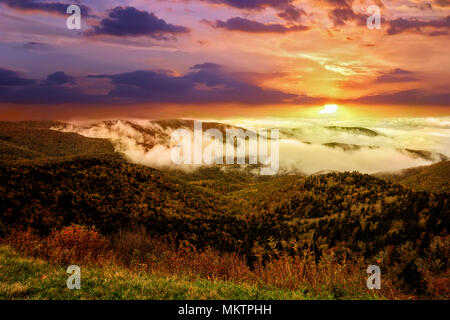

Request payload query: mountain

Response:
[326,126,380,137]
[0,121,120,162]
[378,161,450,193]
[0,120,448,295]
[0,156,448,293]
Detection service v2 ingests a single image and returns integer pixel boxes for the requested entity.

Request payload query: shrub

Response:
[3,229,44,257]
[45,224,109,265]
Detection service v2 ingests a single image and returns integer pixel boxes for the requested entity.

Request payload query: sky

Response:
[0,0,449,120]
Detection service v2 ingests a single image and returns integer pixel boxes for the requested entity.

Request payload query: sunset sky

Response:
[0,0,449,120]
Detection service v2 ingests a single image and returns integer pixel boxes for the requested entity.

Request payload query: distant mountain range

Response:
[1,120,448,192]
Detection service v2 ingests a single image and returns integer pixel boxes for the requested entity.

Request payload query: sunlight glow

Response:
[319,104,339,114]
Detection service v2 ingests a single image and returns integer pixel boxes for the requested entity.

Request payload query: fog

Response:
[53,117,450,175]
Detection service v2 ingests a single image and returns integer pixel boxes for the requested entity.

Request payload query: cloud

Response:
[433,0,450,7]
[0,68,35,86]
[87,6,190,39]
[201,0,309,26]
[207,17,309,33]
[0,66,446,107]
[277,5,307,22]
[0,84,98,104]
[89,64,298,104]
[44,71,76,86]
[190,63,223,70]
[322,0,353,9]
[0,69,100,104]
[347,89,450,106]
[328,8,367,27]
[387,16,450,35]
[0,0,93,17]
[0,65,301,105]
[374,69,419,84]
[200,0,293,10]
[409,2,433,11]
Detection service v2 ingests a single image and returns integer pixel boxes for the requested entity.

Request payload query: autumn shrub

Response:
[3,229,45,257]
[1,227,444,299]
[167,246,250,281]
[111,229,250,281]
[111,227,172,266]
[45,224,109,265]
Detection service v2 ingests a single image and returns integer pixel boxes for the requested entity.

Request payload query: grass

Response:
[0,245,384,300]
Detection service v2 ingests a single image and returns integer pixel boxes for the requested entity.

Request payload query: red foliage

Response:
[45,225,109,264]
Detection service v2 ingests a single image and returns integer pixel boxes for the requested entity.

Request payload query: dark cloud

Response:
[89,64,298,104]
[277,5,307,22]
[1,66,447,107]
[202,0,308,26]
[0,0,93,17]
[201,0,293,10]
[190,63,223,70]
[374,69,419,84]
[346,89,450,106]
[0,69,100,104]
[0,85,100,104]
[387,16,450,35]
[322,0,385,28]
[433,0,450,7]
[45,71,76,86]
[208,17,309,33]
[323,0,353,9]
[87,6,190,39]
[409,2,433,11]
[328,8,367,27]
[0,68,35,86]
[0,65,299,105]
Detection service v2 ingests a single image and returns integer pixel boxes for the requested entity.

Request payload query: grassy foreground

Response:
[0,245,382,300]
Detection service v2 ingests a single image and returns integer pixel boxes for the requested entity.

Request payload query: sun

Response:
[319,104,339,114]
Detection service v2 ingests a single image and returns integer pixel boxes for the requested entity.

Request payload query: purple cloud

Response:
[278,5,307,22]
[89,64,298,104]
[87,7,190,39]
[374,69,419,84]
[201,0,293,10]
[347,89,450,106]
[44,71,76,86]
[0,69,102,104]
[190,63,223,70]
[0,0,93,17]
[208,17,309,33]
[0,65,299,105]
[387,16,450,35]
[0,68,35,86]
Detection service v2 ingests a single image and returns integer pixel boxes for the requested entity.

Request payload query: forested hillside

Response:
[0,121,119,161]
[1,157,448,294]
[0,121,448,297]
[378,161,450,193]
